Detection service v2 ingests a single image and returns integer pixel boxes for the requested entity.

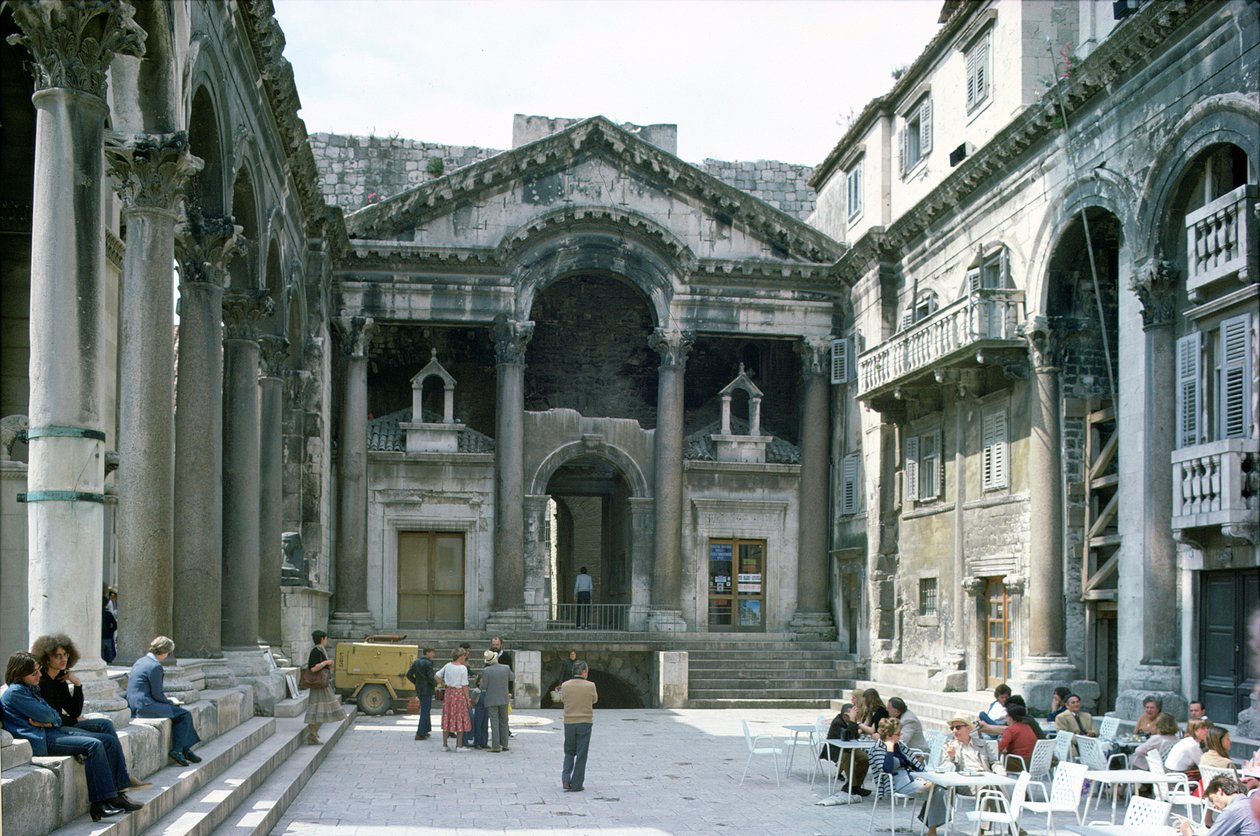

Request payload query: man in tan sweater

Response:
[560,660,598,792]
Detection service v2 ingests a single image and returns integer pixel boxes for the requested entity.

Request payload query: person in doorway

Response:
[978,683,1011,737]
[436,648,471,752]
[406,647,437,741]
[560,648,578,683]
[303,630,345,745]
[101,598,118,664]
[126,636,201,766]
[574,567,593,629]
[480,650,514,752]
[560,659,598,792]
[1135,695,1163,736]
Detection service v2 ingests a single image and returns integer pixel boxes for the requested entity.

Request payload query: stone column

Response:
[488,316,533,630]
[258,334,289,648]
[105,132,201,662]
[1014,317,1075,704]
[221,289,271,650]
[329,316,376,638]
[10,0,144,720]
[523,494,551,627]
[791,336,836,638]
[173,214,241,675]
[647,327,692,632]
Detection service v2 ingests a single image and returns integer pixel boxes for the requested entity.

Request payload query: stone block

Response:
[0,764,59,835]
[655,651,688,708]
[1070,679,1102,711]
[130,717,171,763]
[33,755,88,825]
[1,734,32,770]
[119,718,164,778]
[239,673,288,716]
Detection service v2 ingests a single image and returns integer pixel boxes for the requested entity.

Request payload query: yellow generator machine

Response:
[334,634,417,715]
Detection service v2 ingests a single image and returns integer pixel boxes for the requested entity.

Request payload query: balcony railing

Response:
[1171,438,1260,532]
[548,603,631,631]
[856,288,1025,397]
[1185,184,1257,297]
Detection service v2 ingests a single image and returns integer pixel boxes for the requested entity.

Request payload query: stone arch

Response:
[228,163,260,288]
[1137,93,1260,259]
[264,235,284,334]
[187,83,226,216]
[529,441,649,498]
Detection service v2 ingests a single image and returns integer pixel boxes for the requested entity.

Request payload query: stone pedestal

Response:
[106,131,201,662]
[649,328,692,617]
[491,316,532,620]
[332,317,375,631]
[258,334,288,646]
[1011,656,1078,712]
[654,651,689,708]
[646,609,687,633]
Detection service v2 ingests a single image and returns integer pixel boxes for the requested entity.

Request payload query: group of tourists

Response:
[402,636,515,752]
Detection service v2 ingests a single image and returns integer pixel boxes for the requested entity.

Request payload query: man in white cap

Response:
[480,650,514,752]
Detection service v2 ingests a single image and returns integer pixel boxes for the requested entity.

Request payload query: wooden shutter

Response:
[1219,315,1252,440]
[1176,332,1202,449]
[841,453,860,514]
[966,267,982,294]
[982,408,1008,490]
[831,338,850,384]
[920,429,942,501]
[899,124,908,177]
[920,98,933,156]
[904,435,920,502]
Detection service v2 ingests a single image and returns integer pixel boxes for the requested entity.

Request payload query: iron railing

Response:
[547,603,631,631]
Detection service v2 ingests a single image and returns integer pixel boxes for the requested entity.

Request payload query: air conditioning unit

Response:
[949,143,970,167]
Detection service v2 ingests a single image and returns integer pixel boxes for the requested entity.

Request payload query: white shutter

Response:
[831,338,850,384]
[1176,332,1202,448]
[920,98,933,156]
[904,435,920,502]
[982,408,1008,490]
[900,312,914,331]
[966,267,982,294]
[840,453,860,514]
[976,38,989,103]
[899,125,908,177]
[920,429,941,501]
[999,248,1009,288]
[1219,314,1252,439]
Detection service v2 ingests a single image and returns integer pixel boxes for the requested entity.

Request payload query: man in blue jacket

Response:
[405,646,437,741]
[126,636,201,766]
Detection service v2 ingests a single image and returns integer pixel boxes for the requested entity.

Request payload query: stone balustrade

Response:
[1171,437,1260,531]
[1185,183,1257,297]
[856,288,1025,397]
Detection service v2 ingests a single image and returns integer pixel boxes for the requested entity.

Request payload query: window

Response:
[901,97,933,174]
[904,427,942,503]
[1176,331,1202,448]
[965,32,991,112]
[846,160,863,220]
[967,249,1010,292]
[840,453,861,515]
[919,577,938,616]
[981,406,1008,491]
[1218,314,1253,440]
[1176,314,1254,448]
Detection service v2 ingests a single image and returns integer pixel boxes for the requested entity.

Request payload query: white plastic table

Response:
[919,770,1016,834]
[1062,826,1177,836]
[819,738,871,799]
[1082,769,1187,823]
[781,723,816,777]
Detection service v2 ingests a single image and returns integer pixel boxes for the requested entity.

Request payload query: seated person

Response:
[1134,695,1163,736]
[126,635,201,766]
[1178,774,1260,836]
[1166,718,1212,783]
[1132,712,1180,769]
[2,652,140,821]
[942,713,994,774]
[32,634,149,792]
[999,702,1044,771]
[978,683,1011,738]
[888,697,928,753]
[868,717,946,836]
[1188,699,1206,721]
[1047,686,1072,722]
[856,687,889,738]
[1054,693,1097,737]
[819,702,870,796]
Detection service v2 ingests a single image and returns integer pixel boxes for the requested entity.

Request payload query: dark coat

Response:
[127,654,178,718]
[406,656,437,695]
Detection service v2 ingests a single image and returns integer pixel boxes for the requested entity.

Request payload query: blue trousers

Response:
[562,722,593,790]
[45,727,118,803]
[137,705,200,753]
[414,693,433,737]
[465,696,488,747]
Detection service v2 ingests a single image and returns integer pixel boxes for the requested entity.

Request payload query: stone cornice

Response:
[496,205,698,272]
[831,0,1197,262]
[344,116,844,264]
[7,0,146,98]
[833,227,889,287]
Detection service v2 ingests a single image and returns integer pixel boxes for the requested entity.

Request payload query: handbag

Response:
[550,687,564,705]
[299,665,330,690]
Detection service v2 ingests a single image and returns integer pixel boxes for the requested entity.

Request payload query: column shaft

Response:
[649,328,691,618]
[258,335,287,645]
[795,340,831,613]
[1026,329,1066,656]
[331,317,375,634]
[491,318,531,615]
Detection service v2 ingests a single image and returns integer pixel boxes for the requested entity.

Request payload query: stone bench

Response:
[1,686,252,835]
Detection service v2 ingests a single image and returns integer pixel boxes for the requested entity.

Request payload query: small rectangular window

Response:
[846,160,864,220]
[901,97,933,174]
[965,33,991,112]
[919,577,938,616]
[981,406,1008,491]
[918,429,941,501]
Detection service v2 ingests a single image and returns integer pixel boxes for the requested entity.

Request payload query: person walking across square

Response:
[480,650,514,752]
[560,659,598,792]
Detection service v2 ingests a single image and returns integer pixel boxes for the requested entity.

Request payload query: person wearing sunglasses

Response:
[941,713,993,774]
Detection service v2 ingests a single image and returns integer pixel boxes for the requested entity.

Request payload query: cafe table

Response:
[1082,769,1188,823]
[818,739,872,799]
[781,723,817,777]
[918,769,1017,834]
[1062,825,1177,836]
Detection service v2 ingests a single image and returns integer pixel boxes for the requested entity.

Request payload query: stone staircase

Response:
[686,637,857,709]
[853,678,998,731]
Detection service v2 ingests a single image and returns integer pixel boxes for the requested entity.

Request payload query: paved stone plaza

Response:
[273,709,1119,835]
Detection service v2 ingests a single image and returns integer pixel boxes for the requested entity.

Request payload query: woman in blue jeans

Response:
[2,652,140,821]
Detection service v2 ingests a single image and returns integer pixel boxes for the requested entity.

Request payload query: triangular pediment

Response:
[344,116,843,265]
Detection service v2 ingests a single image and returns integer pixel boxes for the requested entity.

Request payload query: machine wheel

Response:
[357,684,390,715]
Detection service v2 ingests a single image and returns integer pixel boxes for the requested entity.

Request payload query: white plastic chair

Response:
[1053,730,1075,763]
[1023,761,1088,834]
[1199,763,1238,787]
[1097,715,1120,740]
[964,770,1030,836]
[1076,735,1128,813]
[811,715,837,793]
[867,770,920,835]
[984,738,1000,764]
[1003,738,1054,778]
[739,720,782,786]
[926,735,947,769]
[1088,796,1171,827]
[1148,749,1204,825]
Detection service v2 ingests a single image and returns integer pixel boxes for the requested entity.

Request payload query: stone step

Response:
[53,716,277,836]
[687,660,841,672]
[688,687,843,700]
[852,679,997,730]
[208,709,356,836]
[687,698,835,710]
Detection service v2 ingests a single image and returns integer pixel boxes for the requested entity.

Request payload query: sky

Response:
[271,0,945,167]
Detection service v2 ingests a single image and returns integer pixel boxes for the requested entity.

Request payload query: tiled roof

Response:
[683,416,801,465]
[367,408,494,454]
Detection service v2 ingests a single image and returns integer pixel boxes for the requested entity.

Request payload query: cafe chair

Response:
[1022,761,1088,834]
[739,720,783,787]
[867,771,920,835]
[1097,715,1120,741]
[1090,796,1171,828]
[1003,738,1054,781]
[963,770,1030,836]
[1052,730,1075,764]
[783,716,820,777]
[811,715,840,794]
[1148,749,1204,825]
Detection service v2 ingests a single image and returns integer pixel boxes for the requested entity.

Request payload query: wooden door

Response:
[397,531,465,627]
[707,539,766,632]
[985,578,1012,687]
[1199,569,1260,721]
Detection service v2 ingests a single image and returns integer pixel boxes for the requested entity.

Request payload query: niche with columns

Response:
[709,364,773,463]
[401,349,464,453]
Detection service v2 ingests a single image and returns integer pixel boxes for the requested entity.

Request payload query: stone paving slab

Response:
[271,708,1127,835]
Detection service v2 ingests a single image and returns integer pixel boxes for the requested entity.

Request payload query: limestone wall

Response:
[697,159,816,221]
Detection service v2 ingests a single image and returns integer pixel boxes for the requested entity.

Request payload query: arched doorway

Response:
[545,454,634,630]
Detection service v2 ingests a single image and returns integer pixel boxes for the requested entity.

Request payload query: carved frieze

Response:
[105,131,203,214]
[7,0,146,98]
[334,316,376,358]
[222,289,272,342]
[492,315,534,365]
[175,212,244,289]
[648,327,695,368]
[1132,258,1179,330]
[258,334,290,378]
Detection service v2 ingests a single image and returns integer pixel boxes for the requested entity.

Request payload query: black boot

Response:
[90,801,124,821]
[111,794,143,812]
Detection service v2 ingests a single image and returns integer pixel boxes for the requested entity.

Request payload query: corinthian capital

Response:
[7,0,146,98]
[492,315,533,365]
[175,212,244,289]
[1020,316,1061,371]
[105,131,202,214]
[222,289,272,342]
[648,327,695,368]
[1131,258,1179,330]
[335,316,376,358]
[796,336,833,377]
[258,334,290,378]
